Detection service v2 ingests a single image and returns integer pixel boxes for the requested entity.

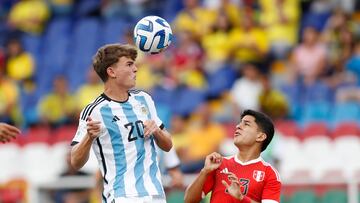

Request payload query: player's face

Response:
[109,56,137,89]
[233,115,264,148]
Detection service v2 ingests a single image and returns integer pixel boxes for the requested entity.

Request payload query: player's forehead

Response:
[118,56,135,64]
[241,115,256,124]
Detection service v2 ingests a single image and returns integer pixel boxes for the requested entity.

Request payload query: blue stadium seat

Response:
[303,81,333,104]
[102,18,131,44]
[22,34,41,57]
[206,65,237,97]
[332,102,360,125]
[301,101,332,126]
[67,18,101,91]
[151,86,175,105]
[172,87,206,116]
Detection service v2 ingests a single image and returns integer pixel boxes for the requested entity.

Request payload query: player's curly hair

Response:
[92,43,137,82]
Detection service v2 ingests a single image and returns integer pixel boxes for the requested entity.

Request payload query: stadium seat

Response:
[0,144,22,183]
[331,102,360,125]
[19,126,51,146]
[301,122,329,140]
[275,120,299,138]
[303,81,333,103]
[289,190,318,203]
[206,65,237,97]
[51,124,78,144]
[166,190,185,203]
[102,18,131,44]
[171,87,206,116]
[331,122,359,139]
[320,190,347,203]
[301,102,331,126]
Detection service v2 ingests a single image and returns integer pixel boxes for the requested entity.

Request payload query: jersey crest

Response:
[253,170,265,182]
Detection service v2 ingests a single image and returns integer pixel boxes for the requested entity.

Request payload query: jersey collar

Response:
[234,155,263,165]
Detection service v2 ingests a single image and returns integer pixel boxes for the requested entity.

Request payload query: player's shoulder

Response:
[79,94,108,121]
[260,159,281,182]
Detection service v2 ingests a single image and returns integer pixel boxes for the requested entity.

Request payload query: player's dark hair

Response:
[92,43,137,82]
[241,109,274,152]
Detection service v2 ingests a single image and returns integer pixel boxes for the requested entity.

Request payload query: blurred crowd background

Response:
[0,0,360,202]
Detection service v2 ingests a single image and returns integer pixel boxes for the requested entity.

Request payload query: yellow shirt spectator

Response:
[173,7,217,38]
[38,93,76,124]
[230,27,269,63]
[7,52,35,81]
[259,0,299,45]
[186,123,226,160]
[8,0,50,35]
[202,31,232,62]
[75,83,103,110]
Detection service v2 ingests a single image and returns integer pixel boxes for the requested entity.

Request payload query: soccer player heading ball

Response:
[70,44,172,203]
[185,110,281,203]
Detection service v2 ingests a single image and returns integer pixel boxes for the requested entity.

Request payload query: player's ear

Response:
[256,132,266,142]
[106,66,116,78]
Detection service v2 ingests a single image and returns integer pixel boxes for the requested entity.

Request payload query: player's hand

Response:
[0,123,21,143]
[86,117,101,139]
[203,152,222,173]
[222,172,243,200]
[143,120,160,138]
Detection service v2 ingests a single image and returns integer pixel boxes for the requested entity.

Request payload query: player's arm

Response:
[143,120,172,152]
[184,152,222,203]
[71,117,101,170]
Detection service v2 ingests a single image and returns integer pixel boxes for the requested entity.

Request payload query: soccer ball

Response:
[133,16,173,54]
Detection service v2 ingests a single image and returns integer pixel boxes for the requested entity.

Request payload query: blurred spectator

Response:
[259,76,289,120]
[203,0,241,28]
[201,11,233,73]
[179,101,226,173]
[322,10,354,71]
[7,0,50,35]
[290,26,327,84]
[230,63,263,111]
[170,31,206,89]
[259,0,300,59]
[75,68,103,113]
[158,147,184,189]
[172,0,217,40]
[5,37,35,82]
[229,10,269,64]
[37,75,77,128]
[53,152,92,203]
[101,0,154,20]
[0,68,20,125]
[208,93,240,123]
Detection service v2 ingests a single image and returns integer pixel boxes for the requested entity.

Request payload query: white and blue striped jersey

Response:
[71,90,165,201]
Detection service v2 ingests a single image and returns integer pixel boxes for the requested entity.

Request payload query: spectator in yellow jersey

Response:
[8,0,50,35]
[173,0,217,40]
[5,38,34,82]
[229,12,269,64]
[201,11,234,72]
[75,68,103,113]
[259,0,300,59]
[38,76,77,127]
[0,68,20,125]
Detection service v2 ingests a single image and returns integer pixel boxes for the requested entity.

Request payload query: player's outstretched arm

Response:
[184,152,222,203]
[143,120,172,152]
[71,117,101,170]
[0,123,21,143]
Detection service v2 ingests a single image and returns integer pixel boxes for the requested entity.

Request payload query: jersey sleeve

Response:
[202,170,216,197]
[163,147,181,169]
[143,93,163,128]
[262,166,282,202]
[71,118,87,146]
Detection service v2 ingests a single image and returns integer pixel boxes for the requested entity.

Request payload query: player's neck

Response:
[237,147,261,163]
[104,84,129,102]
